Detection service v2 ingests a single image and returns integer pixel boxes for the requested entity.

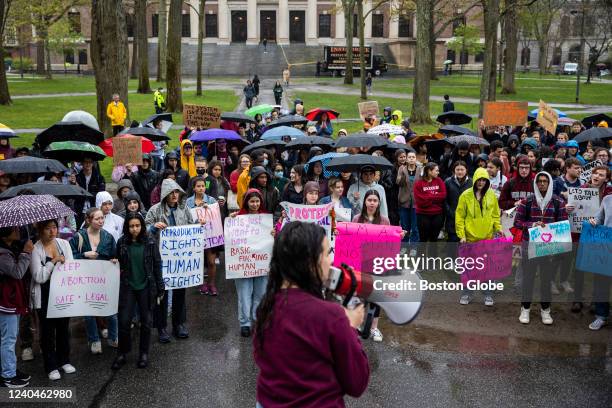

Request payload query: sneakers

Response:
[61,364,76,374]
[484,296,494,307]
[48,370,61,381]
[550,282,560,295]
[541,308,553,325]
[519,307,530,324]
[199,283,210,295]
[90,341,102,354]
[21,347,34,361]
[560,281,574,293]
[240,326,251,337]
[158,329,171,344]
[2,376,29,388]
[459,294,472,305]
[15,370,31,382]
[173,325,189,339]
[371,328,383,342]
[101,328,109,339]
[589,317,607,331]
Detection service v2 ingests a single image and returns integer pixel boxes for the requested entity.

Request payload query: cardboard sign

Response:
[183,104,221,129]
[576,223,612,277]
[536,100,558,135]
[579,159,604,184]
[458,238,513,284]
[358,101,379,120]
[568,187,600,233]
[159,225,205,289]
[224,214,274,279]
[528,220,572,259]
[190,203,225,248]
[482,101,529,126]
[47,260,120,318]
[333,222,402,273]
[113,135,143,166]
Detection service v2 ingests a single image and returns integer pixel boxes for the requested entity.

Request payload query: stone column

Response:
[389,2,399,40]
[364,0,372,39]
[218,0,230,44]
[247,0,258,44]
[190,0,199,39]
[278,0,289,44]
[335,0,345,40]
[306,0,318,45]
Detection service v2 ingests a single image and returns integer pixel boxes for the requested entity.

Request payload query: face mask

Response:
[262,159,269,167]
[196,169,206,176]
[274,171,284,178]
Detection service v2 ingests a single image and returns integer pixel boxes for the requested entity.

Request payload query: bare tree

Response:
[501,0,518,93]
[165,0,182,112]
[136,0,150,93]
[410,0,434,124]
[0,0,12,105]
[478,0,499,117]
[356,0,387,99]
[341,0,357,84]
[157,0,167,81]
[184,0,206,96]
[584,0,612,83]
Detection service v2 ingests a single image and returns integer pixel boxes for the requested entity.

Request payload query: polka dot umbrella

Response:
[0,194,74,228]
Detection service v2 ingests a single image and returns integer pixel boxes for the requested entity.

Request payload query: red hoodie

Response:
[499,156,535,210]
[413,177,447,215]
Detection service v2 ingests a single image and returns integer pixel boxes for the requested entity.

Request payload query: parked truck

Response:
[322,46,388,77]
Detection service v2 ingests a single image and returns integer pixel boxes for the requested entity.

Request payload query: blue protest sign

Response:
[576,222,612,277]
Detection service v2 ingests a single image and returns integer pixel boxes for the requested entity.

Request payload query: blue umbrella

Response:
[529,108,567,119]
[189,128,241,142]
[261,126,304,141]
[304,152,349,178]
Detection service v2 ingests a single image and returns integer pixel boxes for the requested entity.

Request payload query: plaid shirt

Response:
[513,194,568,241]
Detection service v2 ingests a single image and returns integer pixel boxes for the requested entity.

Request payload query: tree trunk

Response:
[36,39,45,75]
[136,0,151,93]
[196,0,206,96]
[429,16,437,80]
[537,37,548,75]
[410,0,433,124]
[157,0,168,82]
[166,0,183,112]
[501,0,518,94]
[343,1,354,85]
[479,0,500,118]
[44,39,52,79]
[0,0,11,105]
[357,0,366,99]
[91,0,129,136]
[130,27,138,79]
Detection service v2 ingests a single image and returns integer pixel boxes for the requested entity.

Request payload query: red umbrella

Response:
[98,135,155,157]
[305,107,340,121]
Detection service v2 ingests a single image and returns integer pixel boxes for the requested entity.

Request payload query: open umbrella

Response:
[208,138,251,152]
[221,112,257,124]
[98,135,154,157]
[36,121,105,150]
[529,107,567,119]
[261,126,304,141]
[0,194,74,227]
[581,113,612,128]
[284,136,335,150]
[0,182,92,199]
[245,104,275,117]
[62,110,100,130]
[0,156,68,174]
[118,126,170,141]
[572,127,612,144]
[305,107,340,121]
[267,115,309,129]
[0,123,17,138]
[436,111,472,125]
[304,152,349,178]
[439,125,475,136]
[242,139,286,155]
[326,154,393,173]
[385,142,415,152]
[444,134,490,146]
[334,133,388,149]
[142,113,173,133]
[189,128,241,143]
[557,117,579,127]
[408,133,445,147]
[43,141,107,162]
[367,124,405,136]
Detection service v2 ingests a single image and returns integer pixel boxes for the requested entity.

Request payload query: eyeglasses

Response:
[536,179,549,184]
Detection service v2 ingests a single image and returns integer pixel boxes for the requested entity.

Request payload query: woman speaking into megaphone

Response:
[253,221,370,408]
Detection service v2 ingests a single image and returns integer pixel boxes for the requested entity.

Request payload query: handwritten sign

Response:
[579,159,604,184]
[190,203,224,248]
[280,202,334,238]
[224,214,273,279]
[113,135,143,166]
[159,225,204,289]
[47,260,120,318]
[568,187,599,233]
[576,223,612,277]
[183,104,221,129]
[537,100,558,135]
[482,101,529,126]
[528,220,572,259]
[358,101,379,120]
[458,238,513,284]
[333,222,402,273]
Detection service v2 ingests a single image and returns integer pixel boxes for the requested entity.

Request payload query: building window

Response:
[552,47,562,65]
[446,50,456,64]
[452,15,466,32]
[353,14,358,37]
[399,14,411,37]
[460,51,468,65]
[126,14,135,38]
[68,12,81,34]
[152,14,159,37]
[372,14,384,38]
[474,51,484,63]
[78,49,87,65]
[319,14,331,38]
[64,50,74,65]
[520,48,531,66]
[206,14,218,37]
[182,13,191,37]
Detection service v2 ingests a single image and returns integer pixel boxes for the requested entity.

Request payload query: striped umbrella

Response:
[0,195,74,227]
[0,123,17,138]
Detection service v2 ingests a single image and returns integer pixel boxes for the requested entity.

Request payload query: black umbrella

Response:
[439,125,475,136]
[436,111,472,125]
[118,127,170,141]
[35,121,105,150]
[267,115,309,129]
[334,133,388,149]
[385,142,415,152]
[573,127,612,144]
[326,154,393,173]
[285,136,335,150]
[142,113,173,133]
[443,134,490,146]
[0,156,68,174]
[242,139,286,155]
[221,112,257,124]
[0,182,92,199]
[581,113,612,129]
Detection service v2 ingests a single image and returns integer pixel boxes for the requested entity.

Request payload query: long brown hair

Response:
[357,189,382,224]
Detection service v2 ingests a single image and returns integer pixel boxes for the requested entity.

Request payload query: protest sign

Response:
[458,238,513,284]
[528,220,572,259]
[568,187,599,233]
[333,222,402,273]
[576,222,612,277]
[224,214,273,279]
[159,225,205,289]
[482,101,528,126]
[536,100,558,136]
[358,101,379,120]
[113,135,143,166]
[579,159,604,184]
[501,207,517,239]
[279,202,334,238]
[183,104,221,129]
[190,203,224,248]
[47,260,120,318]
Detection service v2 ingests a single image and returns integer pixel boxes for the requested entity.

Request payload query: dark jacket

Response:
[249,166,280,216]
[70,228,117,260]
[118,191,147,219]
[113,178,135,214]
[281,182,304,205]
[443,100,455,113]
[75,169,106,215]
[440,150,474,180]
[164,152,189,191]
[444,175,473,235]
[499,156,534,210]
[130,167,159,210]
[0,242,30,315]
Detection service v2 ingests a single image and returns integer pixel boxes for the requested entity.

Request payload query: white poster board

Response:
[190,203,225,248]
[527,220,572,259]
[568,187,600,233]
[224,214,274,279]
[159,225,205,289]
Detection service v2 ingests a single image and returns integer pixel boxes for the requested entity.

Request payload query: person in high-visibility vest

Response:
[153,87,166,114]
[106,93,127,136]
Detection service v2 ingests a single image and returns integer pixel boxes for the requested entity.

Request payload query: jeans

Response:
[0,313,20,378]
[118,286,151,355]
[154,288,186,331]
[593,274,611,319]
[235,277,268,327]
[38,280,71,374]
[85,315,118,343]
[112,125,124,136]
[399,206,419,243]
[521,256,552,310]
[245,98,253,109]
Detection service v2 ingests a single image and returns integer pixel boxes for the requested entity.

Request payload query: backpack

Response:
[511,195,560,243]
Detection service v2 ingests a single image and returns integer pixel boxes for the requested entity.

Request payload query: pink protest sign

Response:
[333,222,402,274]
[457,238,513,284]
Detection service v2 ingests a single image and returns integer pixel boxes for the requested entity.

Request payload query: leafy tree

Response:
[446,24,484,74]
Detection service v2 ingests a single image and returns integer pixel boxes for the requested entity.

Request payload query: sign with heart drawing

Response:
[528,220,572,259]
